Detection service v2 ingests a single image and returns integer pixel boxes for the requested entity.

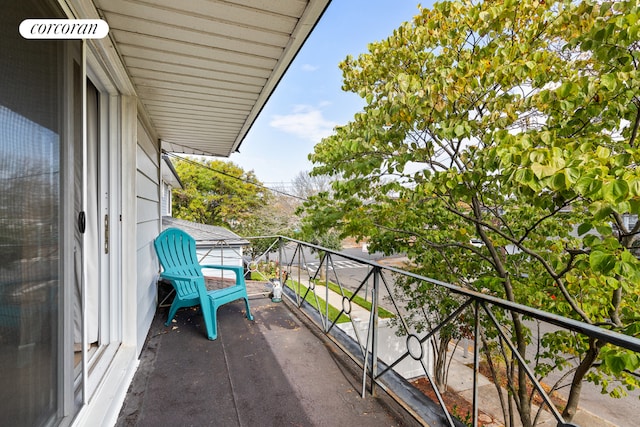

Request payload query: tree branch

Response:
[444,201,593,323]
[630,100,640,148]
[518,196,579,245]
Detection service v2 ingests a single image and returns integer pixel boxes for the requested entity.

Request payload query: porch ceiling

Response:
[94,0,330,157]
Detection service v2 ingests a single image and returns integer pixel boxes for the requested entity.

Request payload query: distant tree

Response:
[289,171,343,251]
[240,192,301,261]
[291,170,333,199]
[172,158,270,234]
[301,0,640,425]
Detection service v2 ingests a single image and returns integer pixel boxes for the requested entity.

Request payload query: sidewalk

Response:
[312,283,371,322]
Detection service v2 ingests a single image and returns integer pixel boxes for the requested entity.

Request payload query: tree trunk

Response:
[472,197,532,426]
[562,338,603,421]
[513,313,533,427]
[434,335,450,390]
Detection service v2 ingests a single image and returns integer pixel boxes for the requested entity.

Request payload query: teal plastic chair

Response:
[154,227,253,340]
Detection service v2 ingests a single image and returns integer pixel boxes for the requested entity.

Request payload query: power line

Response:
[163,152,308,202]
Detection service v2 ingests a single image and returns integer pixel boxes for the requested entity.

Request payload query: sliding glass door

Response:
[0,1,123,424]
[1,1,82,425]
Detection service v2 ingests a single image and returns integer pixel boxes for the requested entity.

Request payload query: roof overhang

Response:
[92,0,331,157]
[161,154,183,189]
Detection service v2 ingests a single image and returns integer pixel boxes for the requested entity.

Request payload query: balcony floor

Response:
[116,282,418,426]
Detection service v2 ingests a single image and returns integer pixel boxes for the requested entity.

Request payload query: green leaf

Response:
[601,74,618,91]
[529,151,546,163]
[629,178,640,196]
[531,163,555,178]
[603,180,629,203]
[583,234,600,248]
[577,222,593,235]
[514,168,534,185]
[564,167,581,184]
[593,205,613,221]
[603,351,637,376]
[595,224,613,236]
[590,250,616,274]
[596,146,611,158]
[551,172,566,190]
[557,82,577,99]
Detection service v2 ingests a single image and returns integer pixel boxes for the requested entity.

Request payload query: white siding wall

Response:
[135,119,160,354]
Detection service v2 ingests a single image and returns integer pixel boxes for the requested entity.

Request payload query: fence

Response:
[243,235,640,427]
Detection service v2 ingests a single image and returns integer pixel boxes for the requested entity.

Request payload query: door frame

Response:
[80,47,124,403]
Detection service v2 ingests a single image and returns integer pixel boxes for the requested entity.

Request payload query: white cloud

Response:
[269,105,337,143]
[301,63,319,72]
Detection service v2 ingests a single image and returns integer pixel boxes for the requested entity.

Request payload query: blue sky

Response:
[227,0,434,187]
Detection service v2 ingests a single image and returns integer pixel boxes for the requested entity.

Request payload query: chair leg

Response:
[244,297,254,321]
[201,298,218,341]
[165,301,181,326]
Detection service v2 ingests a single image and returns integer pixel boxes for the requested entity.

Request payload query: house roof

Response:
[93,0,331,157]
[162,216,249,247]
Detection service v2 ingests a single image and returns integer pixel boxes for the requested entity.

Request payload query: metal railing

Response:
[244,235,640,427]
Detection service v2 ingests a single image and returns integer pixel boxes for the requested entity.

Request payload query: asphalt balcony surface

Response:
[116,282,417,427]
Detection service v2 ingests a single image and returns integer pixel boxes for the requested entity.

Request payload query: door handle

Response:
[78,211,86,234]
[104,214,109,254]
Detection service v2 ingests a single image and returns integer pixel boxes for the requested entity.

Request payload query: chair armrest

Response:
[159,272,199,282]
[200,264,243,272]
[199,264,245,285]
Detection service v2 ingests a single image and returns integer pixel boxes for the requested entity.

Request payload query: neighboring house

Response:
[0,1,330,427]
[622,213,639,230]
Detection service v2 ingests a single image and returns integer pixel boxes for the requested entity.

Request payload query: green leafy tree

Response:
[302,0,640,425]
[172,158,270,234]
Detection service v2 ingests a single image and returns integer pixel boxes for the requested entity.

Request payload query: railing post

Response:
[370,266,380,396]
[278,236,282,283]
[473,300,480,427]
[324,255,330,332]
[296,244,302,306]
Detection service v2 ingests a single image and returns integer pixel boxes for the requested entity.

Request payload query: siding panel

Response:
[135,119,160,354]
[137,172,159,202]
[137,219,160,253]
[137,198,160,225]
[136,144,157,182]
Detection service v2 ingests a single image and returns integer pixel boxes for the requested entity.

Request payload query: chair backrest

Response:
[154,228,203,298]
